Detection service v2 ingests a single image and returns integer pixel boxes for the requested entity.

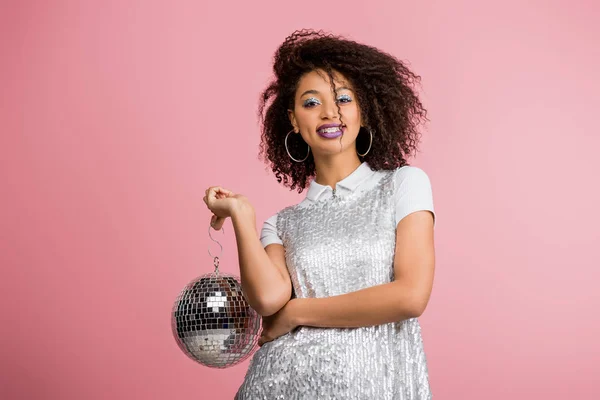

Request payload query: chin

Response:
[313,144,355,156]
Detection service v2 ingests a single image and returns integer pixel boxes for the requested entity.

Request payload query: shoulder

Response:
[274,195,312,218]
[391,165,434,196]
[260,212,281,247]
[391,165,436,227]
[260,196,311,247]
[393,165,432,184]
[263,212,279,226]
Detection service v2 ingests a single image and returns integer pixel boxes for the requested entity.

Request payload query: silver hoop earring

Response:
[285,129,310,162]
[357,127,373,157]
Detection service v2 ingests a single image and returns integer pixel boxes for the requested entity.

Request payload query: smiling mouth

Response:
[316,125,345,136]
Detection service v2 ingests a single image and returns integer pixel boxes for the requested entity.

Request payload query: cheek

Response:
[295,108,317,126]
[344,103,361,124]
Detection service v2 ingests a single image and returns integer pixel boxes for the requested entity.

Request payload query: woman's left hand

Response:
[258,299,301,346]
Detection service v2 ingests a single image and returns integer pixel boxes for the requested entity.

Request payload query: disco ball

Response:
[172,270,261,368]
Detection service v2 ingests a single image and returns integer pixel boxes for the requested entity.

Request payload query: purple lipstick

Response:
[316,123,345,139]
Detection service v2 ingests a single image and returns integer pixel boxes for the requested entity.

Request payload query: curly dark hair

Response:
[258,29,429,193]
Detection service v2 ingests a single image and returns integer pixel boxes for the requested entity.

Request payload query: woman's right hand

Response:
[203,186,249,230]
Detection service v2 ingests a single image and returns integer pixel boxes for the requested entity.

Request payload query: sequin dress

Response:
[235,167,433,399]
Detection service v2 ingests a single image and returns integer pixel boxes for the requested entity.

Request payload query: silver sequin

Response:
[235,170,432,399]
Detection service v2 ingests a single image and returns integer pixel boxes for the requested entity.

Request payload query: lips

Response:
[316,124,345,139]
[316,123,344,132]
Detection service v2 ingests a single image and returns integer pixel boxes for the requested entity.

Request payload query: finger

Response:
[209,214,226,229]
[212,217,225,230]
[206,188,221,204]
[213,187,233,197]
[206,187,219,197]
[206,187,222,201]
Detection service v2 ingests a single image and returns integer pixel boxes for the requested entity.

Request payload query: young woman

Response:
[203,29,436,399]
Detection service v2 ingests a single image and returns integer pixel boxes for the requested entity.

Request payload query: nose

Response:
[319,99,340,120]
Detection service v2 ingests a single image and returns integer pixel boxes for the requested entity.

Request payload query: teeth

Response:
[319,127,343,133]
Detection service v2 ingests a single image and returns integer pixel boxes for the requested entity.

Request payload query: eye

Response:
[303,97,321,108]
[336,94,352,104]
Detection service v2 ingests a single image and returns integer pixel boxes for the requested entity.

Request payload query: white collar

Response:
[306,162,375,201]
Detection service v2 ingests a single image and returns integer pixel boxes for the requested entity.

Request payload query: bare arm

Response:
[203,186,292,317]
[291,210,435,328]
[231,202,292,317]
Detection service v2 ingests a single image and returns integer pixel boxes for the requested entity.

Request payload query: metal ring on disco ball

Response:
[171,223,262,368]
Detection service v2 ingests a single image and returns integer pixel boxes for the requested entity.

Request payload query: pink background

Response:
[2,0,599,399]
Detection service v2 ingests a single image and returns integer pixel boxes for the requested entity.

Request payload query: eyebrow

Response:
[300,86,352,98]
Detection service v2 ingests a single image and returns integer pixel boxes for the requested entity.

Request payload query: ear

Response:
[287,109,298,132]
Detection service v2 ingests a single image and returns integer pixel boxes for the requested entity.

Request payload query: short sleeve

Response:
[394,166,436,228]
[259,213,283,248]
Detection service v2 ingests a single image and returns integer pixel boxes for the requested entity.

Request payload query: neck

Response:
[313,153,363,189]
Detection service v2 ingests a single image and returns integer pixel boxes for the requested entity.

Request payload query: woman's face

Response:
[288,69,362,157]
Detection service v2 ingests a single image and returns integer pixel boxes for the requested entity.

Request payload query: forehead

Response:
[296,69,352,92]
